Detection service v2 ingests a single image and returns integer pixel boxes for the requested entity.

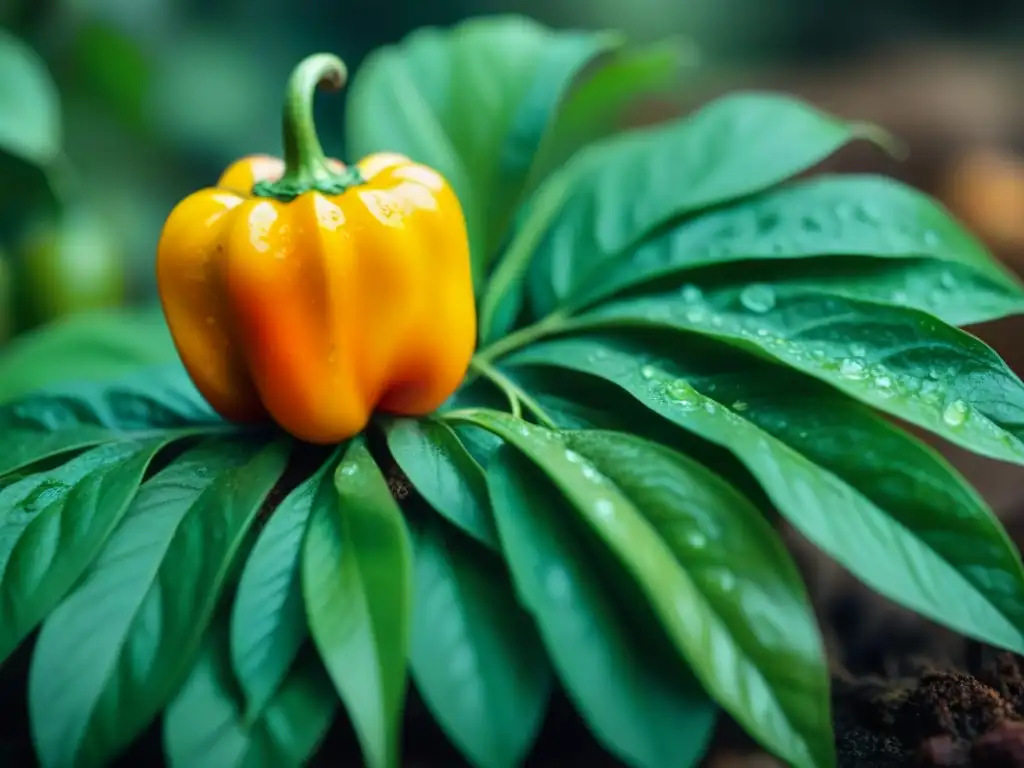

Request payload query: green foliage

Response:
[0,27,60,165]
[3,14,1024,768]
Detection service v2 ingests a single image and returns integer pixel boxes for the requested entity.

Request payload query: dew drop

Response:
[564,450,583,464]
[739,284,776,314]
[680,284,703,303]
[848,342,867,358]
[732,400,750,411]
[709,314,724,328]
[891,290,909,305]
[923,230,941,247]
[518,426,531,437]
[685,307,707,324]
[716,571,737,592]
[581,465,603,483]
[587,349,608,363]
[686,531,708,549]
[546,568,571,600]
[664,380,699,411]
[703,401,717,414]
[874,376,895,399]
[593,499,614,519]
[939,270,958,290]
[839,359,868,380]
[339,463,358,476]
[942,399,969,427]
[640,364,656,380]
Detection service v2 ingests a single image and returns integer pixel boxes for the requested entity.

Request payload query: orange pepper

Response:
[156,54,476,444]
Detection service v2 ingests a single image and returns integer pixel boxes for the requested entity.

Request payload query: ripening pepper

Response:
[156,53,476,444]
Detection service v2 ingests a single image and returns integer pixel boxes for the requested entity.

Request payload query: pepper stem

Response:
[251,53,364,202]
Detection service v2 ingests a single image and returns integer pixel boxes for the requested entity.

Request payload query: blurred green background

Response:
[3,0,1024,344]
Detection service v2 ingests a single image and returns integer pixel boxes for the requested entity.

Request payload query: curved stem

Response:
[473,310,570,366]
[281,53,344,182]
[469,358,558,429]
[252,53,364,201]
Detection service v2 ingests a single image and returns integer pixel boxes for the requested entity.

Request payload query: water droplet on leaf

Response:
[942,399,969,427]
[739,284,776,313]
[839,359,868,380]
[680,284,703,303]
[686,531,708,549]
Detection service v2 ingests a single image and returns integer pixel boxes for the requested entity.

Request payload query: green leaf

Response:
[29,439,290,768]
[470,412,827,768]
[583,288,1024,464]
[566,174,1021,311]
[0,28,61,164]
[528,94,889,315]
[165,621,336,768]
[493,28,621,240]
[0,307,177,404]
[385,417,498,549]
[564,431,830,750]
[410,515,551,768]
[230,450,341,717]
[345,16,616,287]
[0,439,164,663]
[525,37,689,191]
[302,438,413,768]
[507,333,1024,651]
[0,364,220,478]
[487,443,717,768]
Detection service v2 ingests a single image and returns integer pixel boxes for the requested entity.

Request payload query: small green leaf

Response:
[410,516,551,768]
[231,450,341,717]
[302,438,413,768]
[526,37,688,191]
[0,28,61,164]
[566,174,1019,311]
[507,334,1024,651]
[529,93,888,315]
[0,307,177,405]
[29,439,289,768]
[0,439,164,663]
[584,289,1024,464]
[385,418,498,549]
[487,444,717,768]
[470,413,828,768]
[164,621,337,768]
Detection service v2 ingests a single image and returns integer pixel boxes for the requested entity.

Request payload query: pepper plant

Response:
[3,15,1024,768]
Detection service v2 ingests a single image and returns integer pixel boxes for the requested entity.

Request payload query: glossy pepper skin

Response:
[156,54,475,444]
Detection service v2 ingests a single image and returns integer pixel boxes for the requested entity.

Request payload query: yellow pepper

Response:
[156,54,476,444]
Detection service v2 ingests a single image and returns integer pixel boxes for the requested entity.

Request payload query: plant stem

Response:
[469,358,521,419]
[469,358,558,429]
[473,309,571,365]
[252,53,364,201]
